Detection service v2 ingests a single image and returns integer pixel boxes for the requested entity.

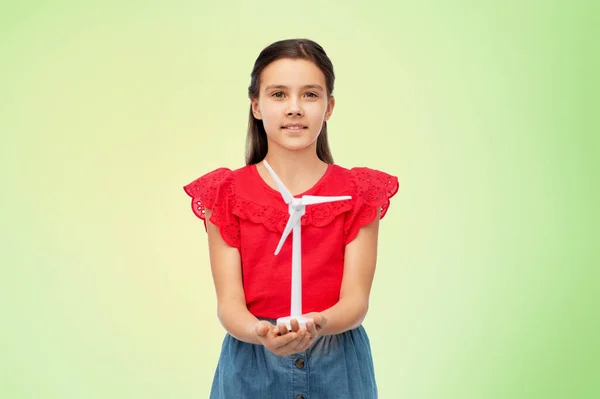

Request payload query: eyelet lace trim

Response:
[184,166,399,246]
[232,196,354,233]
[183,168,241,248]
[343,167,400,243]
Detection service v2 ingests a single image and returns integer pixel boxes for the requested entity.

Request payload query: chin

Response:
[271,137,318,153]
[279,139,316,152]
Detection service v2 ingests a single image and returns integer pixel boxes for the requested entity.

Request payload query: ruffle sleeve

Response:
[343,167,399,244]
[183,168,240,248]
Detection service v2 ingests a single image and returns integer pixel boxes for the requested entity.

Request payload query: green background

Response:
[1,1,596,398]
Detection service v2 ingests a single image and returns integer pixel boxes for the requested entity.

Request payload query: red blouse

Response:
[183,163,399,319]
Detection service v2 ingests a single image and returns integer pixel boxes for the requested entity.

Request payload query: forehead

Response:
[260,58,326,87]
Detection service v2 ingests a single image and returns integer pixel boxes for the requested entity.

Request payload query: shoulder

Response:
[331,164,399,213]
[182,166,250,246]
[182,165,254,217]
[332,163,398,183]
[322,163,399,226]
[331,164,399,244]
[183,165,252,196]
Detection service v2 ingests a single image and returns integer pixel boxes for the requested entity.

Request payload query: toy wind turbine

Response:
[263,160,351,330]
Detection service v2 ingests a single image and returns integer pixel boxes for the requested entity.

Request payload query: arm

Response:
[205,209,312,353]
[205,209,262,344]
[316,207,381,336]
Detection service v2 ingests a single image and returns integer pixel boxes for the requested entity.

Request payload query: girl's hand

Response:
[254,319,312,356]
[303,312,327,342]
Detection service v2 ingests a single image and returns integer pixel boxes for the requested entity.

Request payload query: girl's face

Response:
[251,58,335,154]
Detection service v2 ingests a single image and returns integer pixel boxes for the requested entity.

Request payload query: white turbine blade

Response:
[300,195,352,205]
[274,210,302,255]
[263,160,294,204]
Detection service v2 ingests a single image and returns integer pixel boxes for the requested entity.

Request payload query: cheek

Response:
[306,103,327,118]
[260,104,281,121]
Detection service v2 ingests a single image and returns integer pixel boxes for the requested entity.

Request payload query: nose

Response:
[286,98,303,117]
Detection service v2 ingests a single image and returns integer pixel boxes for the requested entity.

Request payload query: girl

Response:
[184,38,399,399]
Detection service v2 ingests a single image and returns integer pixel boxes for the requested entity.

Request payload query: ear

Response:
[324,95,335,121]
[251,98,262,120]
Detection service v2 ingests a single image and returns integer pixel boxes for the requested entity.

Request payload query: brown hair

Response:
[245,38,335,165]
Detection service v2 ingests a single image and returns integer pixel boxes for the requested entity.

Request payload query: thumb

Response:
[312,313,324,327]
[256,321,270,337]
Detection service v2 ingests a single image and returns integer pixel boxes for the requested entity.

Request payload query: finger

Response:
[274,332,299,352]
[303,334,314,350]
[277,323,289,336]
[295,329,311,351]
[277,333,304,354]
[312,314,322,328]
[318,315,327,329]
[293,328,306,344]
[281,330,309,354]
[290,318,300,332]
[273,331,298,349]
[306,321,318,337]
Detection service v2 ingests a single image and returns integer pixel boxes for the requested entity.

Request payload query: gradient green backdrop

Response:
[1,1,596,398]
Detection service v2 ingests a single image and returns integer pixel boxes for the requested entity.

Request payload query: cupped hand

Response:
[255,319,313,356]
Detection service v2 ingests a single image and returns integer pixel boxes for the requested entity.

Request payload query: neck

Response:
[261,145,328,194]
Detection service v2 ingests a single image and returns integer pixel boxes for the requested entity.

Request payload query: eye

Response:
[305,92,318,98]
[272,91,285,98]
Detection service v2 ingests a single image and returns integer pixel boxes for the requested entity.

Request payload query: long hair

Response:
[245,38,335,165]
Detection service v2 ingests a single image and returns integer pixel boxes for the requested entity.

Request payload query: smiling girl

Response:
[184,38,399,399]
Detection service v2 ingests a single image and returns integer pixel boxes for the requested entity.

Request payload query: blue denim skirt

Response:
[209,318,378,398]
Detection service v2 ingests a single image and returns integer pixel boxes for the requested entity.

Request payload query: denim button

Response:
[295,396,305,399]
[295,358,305,369]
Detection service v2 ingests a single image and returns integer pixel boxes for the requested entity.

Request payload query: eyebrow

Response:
[264,84,325,92]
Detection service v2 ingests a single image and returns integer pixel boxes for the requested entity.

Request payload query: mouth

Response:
[281,124,307,131]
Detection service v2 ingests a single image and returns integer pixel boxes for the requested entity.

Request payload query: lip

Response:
[282,123,307,128]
